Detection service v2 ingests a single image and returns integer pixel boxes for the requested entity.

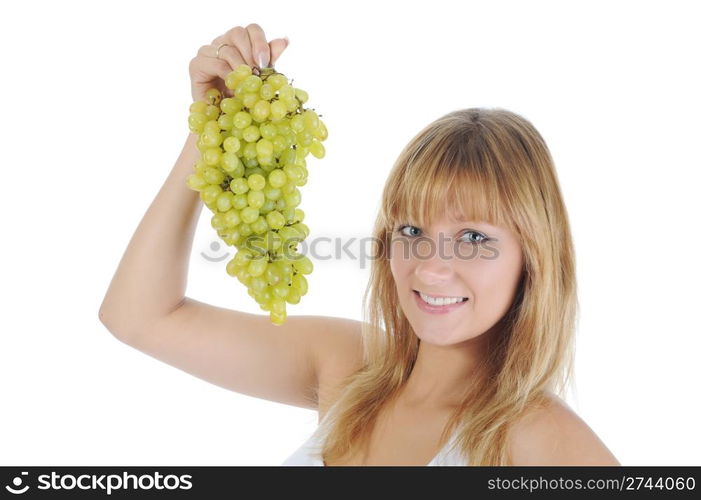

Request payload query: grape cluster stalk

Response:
[185,64,327,325]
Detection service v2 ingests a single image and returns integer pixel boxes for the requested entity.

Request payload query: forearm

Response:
[99,131,203,335]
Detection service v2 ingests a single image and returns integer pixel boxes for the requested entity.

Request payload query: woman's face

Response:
[389,214,524,346]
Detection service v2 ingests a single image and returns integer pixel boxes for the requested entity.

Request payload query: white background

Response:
[1,0,699,466]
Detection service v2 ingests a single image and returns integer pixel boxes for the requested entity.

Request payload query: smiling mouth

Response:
[413,289,469,304]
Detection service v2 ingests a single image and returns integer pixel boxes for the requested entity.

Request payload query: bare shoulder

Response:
[508,391,621,466]
[314,319,366,422]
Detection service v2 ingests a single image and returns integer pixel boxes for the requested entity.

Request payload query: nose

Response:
[413,244,455,286]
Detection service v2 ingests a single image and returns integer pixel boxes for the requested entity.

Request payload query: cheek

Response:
[469,253,523,309]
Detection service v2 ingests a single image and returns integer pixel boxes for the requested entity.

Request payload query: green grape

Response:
[243,125,261,143]
[236,268,251,286]
[294,255,314,275]
[271,298,286,314]
[221,152,243,175]
[190,101,208,114]
[233,111,253,129]
[223,209,241,227]
[238,223,253,237]
[216,191,235,212]
[313,120,328,140]
[240,206,259,224]
[205,88,222,106]
[265,210,286,230]
[264,185,282,201]
[242,92,259,109]
[292,222,310,238]
[202,166,224,184]
[243,75,263,92]
[283,164,303,183]
[296,130,314,147]
[201,184,223,204]
[272,135,288,154]
[291,274,308,295]
[250,216,269,235]
[217,113,235,130]
[203,147,223,165]
[232,193,248,210]
[250,276,267,293]
[211,213,226,230]
[247,258,268,277]
[270,100,287,121]
[247,189,265,209]
[186,173,208,191]
[242,142,258,159]
[284,188,302,208]
[295,88,309,104]
[265,264,282,286]
[230,177,249,194]
[286,287,301,304]
[226,259,239,277]
[259,83,275,100]
[268,168,287,188]
[290,114,305,133]
[252,100,271,122]
[188,112,207,133]
[309,140,325,159]
[273,281,289,298]
[270,310,286,325]
[278,84,295,102]
[302,110,319,131]
[261,199,276,213]
[247,173,266,191]
[185,64,326,324]
[223,136,241,153]
[220,97,243,114]
[267,72,287,89]
[259,123,277,139]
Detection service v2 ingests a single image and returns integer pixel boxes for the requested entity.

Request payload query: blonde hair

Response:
[315,107,578,465]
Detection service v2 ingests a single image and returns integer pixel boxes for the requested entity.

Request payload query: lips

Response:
[413,289,468,300]
[412,290,469,314]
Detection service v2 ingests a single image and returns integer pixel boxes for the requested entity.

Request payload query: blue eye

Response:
[397,225,421,237]
[396,225,490,244]
[460,231,490,244]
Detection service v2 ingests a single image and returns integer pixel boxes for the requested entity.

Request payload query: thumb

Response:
[268,37,289,68]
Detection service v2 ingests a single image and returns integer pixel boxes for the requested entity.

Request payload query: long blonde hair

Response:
[315,107,578,465]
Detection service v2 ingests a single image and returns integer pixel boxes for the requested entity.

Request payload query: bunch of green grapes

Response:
[184,64,327,325]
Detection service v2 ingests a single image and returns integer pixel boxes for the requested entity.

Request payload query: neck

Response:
[398,324,500,409]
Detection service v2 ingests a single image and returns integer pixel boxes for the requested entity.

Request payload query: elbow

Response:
[98,304,130,341]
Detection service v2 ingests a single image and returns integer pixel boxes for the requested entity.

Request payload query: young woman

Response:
[99,23,620,466]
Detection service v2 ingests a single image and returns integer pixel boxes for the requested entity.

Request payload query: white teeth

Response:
[418,291,467,306]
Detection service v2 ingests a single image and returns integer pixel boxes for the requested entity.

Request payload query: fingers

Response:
[245,23,271,69]
[189,54,233,99]
[268,37,289,68]
[201,39,245,74]
[190,25,289,101]
[216,25,257,69]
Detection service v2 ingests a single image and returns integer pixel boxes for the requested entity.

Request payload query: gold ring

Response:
[215,43,230,59]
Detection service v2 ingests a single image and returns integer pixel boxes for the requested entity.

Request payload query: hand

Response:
[188,24,289,103]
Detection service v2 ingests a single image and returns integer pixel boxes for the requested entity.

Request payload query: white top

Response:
[281,424,468,466]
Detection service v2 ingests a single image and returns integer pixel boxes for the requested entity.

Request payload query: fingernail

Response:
[283,36,290,46]
[258,51,270,69]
